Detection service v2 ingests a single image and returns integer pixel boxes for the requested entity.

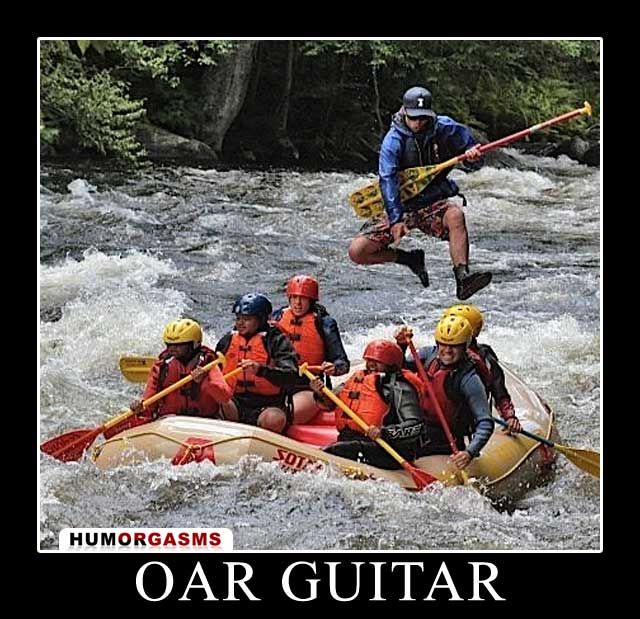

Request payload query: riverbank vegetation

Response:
[40,39,600,170]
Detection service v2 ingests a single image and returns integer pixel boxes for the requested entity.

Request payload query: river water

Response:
[39,150,600,551]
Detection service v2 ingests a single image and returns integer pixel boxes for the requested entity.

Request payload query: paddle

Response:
[406,337,471,485]
[41,352,228,462]
[492,416,600,479]
[120,354,327,383]
[349,101,593,218]
[119,356,156,382]
[298,362,438,490]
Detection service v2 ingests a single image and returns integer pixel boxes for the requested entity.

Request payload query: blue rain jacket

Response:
[379,111,484,225]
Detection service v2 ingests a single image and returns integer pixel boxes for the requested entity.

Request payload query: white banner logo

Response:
[59,528,233,552]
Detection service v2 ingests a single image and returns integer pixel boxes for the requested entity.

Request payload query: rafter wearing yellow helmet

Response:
[125,318,232,429]
[440,305,522,435]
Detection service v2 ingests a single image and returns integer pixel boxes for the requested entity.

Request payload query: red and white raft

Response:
[92,365,557,503]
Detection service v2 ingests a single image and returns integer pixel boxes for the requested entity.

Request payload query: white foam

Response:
[40,249,178,309]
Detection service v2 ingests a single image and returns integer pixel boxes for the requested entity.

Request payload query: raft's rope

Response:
[92,431,221,460]
[93,431,428,490]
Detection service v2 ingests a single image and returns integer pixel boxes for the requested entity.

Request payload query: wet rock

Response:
[40,141,57,158]
[40,306,63,323]
[276,136,300,162]
[471,128,520,168]
[135,123,218,164]
[551,136,591,162]
[483,149,520,169]
[583,143,600,167]
[519,137,599,167]
[520,143,558,157]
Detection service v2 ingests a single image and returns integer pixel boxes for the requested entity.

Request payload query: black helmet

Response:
[232,293,273,319]
[402,86,436,119]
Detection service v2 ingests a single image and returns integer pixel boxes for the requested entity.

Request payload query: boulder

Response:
[482,149,520,169]
[40,141,57,159]
[471,128,519,168]
[135,123,218,164]
[583,143,600,167]
[549,136,591,162]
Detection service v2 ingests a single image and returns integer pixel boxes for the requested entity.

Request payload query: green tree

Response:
[40,41,147,166]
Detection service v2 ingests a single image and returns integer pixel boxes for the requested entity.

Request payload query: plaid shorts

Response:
[357,199,454,247]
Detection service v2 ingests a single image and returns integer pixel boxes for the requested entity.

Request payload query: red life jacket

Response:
[466,346,493,388]
[224,331,280,396]
[335,370,389,432]
[145,345,220,417]
[273,308,325,366]
[468,344,515,419]
[422,358,459,428]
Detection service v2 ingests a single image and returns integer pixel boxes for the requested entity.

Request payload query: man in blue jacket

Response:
[348,86,493,300]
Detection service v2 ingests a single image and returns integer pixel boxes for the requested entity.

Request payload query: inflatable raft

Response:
[92,364,557,504]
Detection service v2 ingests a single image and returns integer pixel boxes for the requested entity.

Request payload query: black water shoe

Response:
[397,249,429,287]
[454,265,492,300]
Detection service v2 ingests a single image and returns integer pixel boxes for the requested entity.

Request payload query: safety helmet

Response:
[441,304,484,338]
[286,275,319,300]
[232,293,273,319]
[363,339,405,369]
[434,315,473,347]
[163,318,202,346]
[402,86,436,119]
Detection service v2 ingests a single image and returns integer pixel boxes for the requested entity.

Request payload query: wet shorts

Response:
[232,395,292,428]
[357,199,455,247]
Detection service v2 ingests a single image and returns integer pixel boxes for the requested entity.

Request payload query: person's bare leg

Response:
[219,401,240,421]
[444,205,492,300]
[348,236,429,286]
[348,235,396,265]
[257,407,287,434]
[291,390,320,425]
[443,205,469,266]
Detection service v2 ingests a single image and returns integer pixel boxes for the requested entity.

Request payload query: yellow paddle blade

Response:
[118,356,155,382]
[348,165,438,219]
[556,444,600,478]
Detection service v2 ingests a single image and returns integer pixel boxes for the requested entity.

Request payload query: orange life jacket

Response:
[273,308,325,366]
[335,370,389,432]
[224,331,280,397]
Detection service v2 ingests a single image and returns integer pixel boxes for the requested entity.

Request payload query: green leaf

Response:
[76,40,91,55]
[91,41,109,55]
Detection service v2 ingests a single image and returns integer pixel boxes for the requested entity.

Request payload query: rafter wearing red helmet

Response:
[271,275,350,425]
[308,339,426,470]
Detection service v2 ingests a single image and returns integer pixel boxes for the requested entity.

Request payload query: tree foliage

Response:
[40,40,235,166]
[40,39,600,168]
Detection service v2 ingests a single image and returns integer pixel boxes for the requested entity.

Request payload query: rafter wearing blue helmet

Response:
[215,292,300,434]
